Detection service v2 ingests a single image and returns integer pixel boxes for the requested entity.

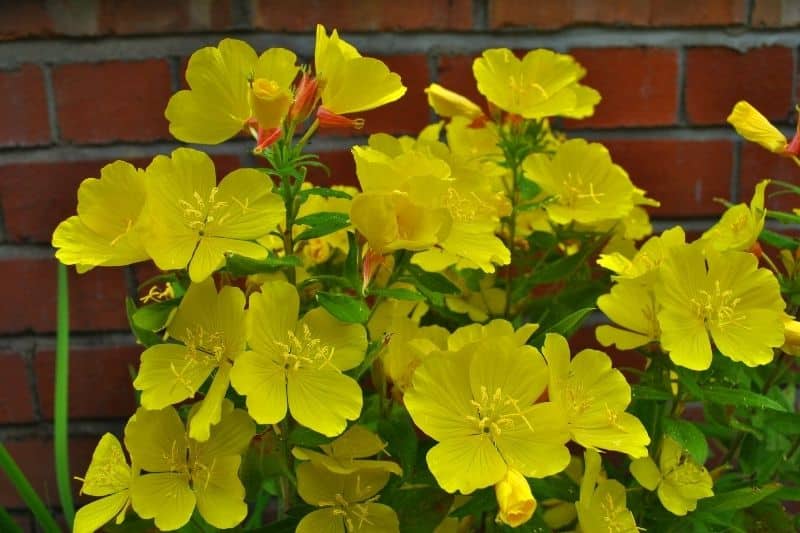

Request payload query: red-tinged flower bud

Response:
[290,73,321,123]
[253,126,282,153]
[362,247,386,293]
[317,106,365,130]
[785,127,800,157]
[748,241,764,258]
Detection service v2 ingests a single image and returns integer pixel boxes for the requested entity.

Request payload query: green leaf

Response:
[369,287,425,301]
[405,265,462,295]
[703,386,788,412]
[517,176,541,200]
[760,229,799,250]
[697,483,782,512]
[295,212,350,241]
[631,385,674,401]
[226,252,301,275]
[125,297,162,347]
[448,487,496,519]
[380,485,452,533]
[760,411,800,435]
[132,300,178,332]
[663,418,709,464]
[378,405,418,481]
[298,186,353,201]
[343,232,360,289]
[766,209,800,224]
[288,426,332,448]
[529,307,595,346]
[316,292,370,323]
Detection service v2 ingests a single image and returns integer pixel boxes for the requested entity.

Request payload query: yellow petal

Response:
[727,100,787,153]
[229,350,287,425]
[495,468,536,528]
[288,368,363,437]
[187,362,233,442]
[493,403,571,478]
[208,168,285,240]
[427,435,507,494]
[134,343,215,409]
[194,403,256,459]
[73,492,130,533]
[130,473,196,530]
[80,433,130,496]
[247,280,299,352]
[630,456,661,491]
[297,508,344,533]
[124,407,187,472]
[425,83,483,119]
[194,455,247,529]
[299,307,367,371]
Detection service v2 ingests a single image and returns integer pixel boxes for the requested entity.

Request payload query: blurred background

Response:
[1,0,799,528]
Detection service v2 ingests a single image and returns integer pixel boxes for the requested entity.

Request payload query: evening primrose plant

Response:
[29,28,797,533]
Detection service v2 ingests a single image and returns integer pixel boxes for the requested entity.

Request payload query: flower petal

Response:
[288,368,362,437]
[427,435,507,494]
[130,473,196,531]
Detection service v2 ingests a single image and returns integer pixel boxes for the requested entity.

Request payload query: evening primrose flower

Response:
[425,83,485,120]
[134,278,246,441]
[314,24,406,128]
[405,336,570,494]
[543,334,650,457]
[293,425,402,476]
[494,468,536,528]
[656,242,785,370]
[296,462,399,533]
[598,226,686,286]
[141,148,284,282]
[166,39,298,144]
[630,437,713,516]
[596,280,660,350]
[701,179,769,253]
[125,402,255,530]
[576,449,638,533]
[73,434,133,533]
[473,48,599,119]
[523,139,635,225]
[230,280,367,436]
[727,100,800,163]
[52,160,148,272]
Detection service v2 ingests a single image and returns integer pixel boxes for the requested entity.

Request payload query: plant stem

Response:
[0,444,60,533]
[55,262,75,527]
[277,419,295,519]
[503,154,520,319]
[295,119,319,152]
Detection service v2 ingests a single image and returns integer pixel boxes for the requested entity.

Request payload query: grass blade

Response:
[55,262,74,527]
[0,443,60,532]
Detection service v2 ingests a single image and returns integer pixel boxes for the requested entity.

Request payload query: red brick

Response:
[739,142,800,211]
[685,47,794,125]
[437,54,485,111]
[0,65,50,146]
[0,351,36,424]
[566,48,678,128]
[253,0,472,31]
[489,0,746,29]
[97,0,232,34]
[0,258,129,334]
[752,0,800,27]
[309,150,358,188]
[53,60,172,143]
[602,139,733,217]
[0,436,100,508]
[0,2,52,40]
[34,344,140,420]
[0,154,241,244]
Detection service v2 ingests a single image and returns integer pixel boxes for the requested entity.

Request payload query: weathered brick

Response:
[489,0,746,29]
[0,65,51,147]
[0,436,101,508]
[752,0,800,27]
[0,1,53,40]
[34,344,140,420]
[252,0,472,31]
[0,258,129,334]
[0,351,37,424]
[739,142,800,211]
[53,60,172,143]
[602,139,733,217]
[0,154,241,244]
[566,48,679,128]
[685,47,794,125]
[98,0,232,34]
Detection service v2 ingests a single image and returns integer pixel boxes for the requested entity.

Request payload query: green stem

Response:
[0,505,22,533]
[276,419,296,519]
[55,262,74,527]
[503,159,520,319]
[0,444,60,533]
[295,119,319,152]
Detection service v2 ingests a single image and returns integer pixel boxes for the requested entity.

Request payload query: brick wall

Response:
[1,0,798,527]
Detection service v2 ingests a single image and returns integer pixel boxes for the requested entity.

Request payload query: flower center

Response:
[467,386,532,439]
[276,324,335,372]
[178,187,229,233]
[168,326,226,394]
[444,188,492,223]
[690,280,748,329]
[599,490,633,533]
[561,171,605,207]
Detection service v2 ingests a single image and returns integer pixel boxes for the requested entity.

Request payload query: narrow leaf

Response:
[316,292,370,323]
[663,418,709,464]
[370,287,425,301]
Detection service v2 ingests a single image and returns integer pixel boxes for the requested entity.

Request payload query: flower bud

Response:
[251,78,292,130]
[494,468,536,528]
[317,106,364,129]
[424,83,483,120]
[290,72,320,123]
[782,314,800,356]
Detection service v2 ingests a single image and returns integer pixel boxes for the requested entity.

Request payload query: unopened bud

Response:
[251,78,292,130]
[495,468,536,528]
[290,72,320,123]
[317,106,364,130]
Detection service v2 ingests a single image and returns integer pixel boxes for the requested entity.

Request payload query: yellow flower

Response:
[494,468,536,528]
[52,160,148,272]
[472,48,599,119]
[701,179,769,253]
[125,401,255,530]
[425,83,484,120]
[656,242,785,370]
[576,449,638,533]
[598,226,686,286]
[445,274,506,322]
[293,425,402,476]
[543,334,650,457]
[630,437,713,516]
[165,39,299,144]
[727,101,800,163]
[73,434,133,533]
[782,314,800,356]
[296,462,399,533]
[405,336,570,494]
[596,280,660,350]
[140,148,284,282]
[133,278,246,441]
[314,24,406,127]
[230,280,367,436]
[523,139,635,225]
[447,319,538,353]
